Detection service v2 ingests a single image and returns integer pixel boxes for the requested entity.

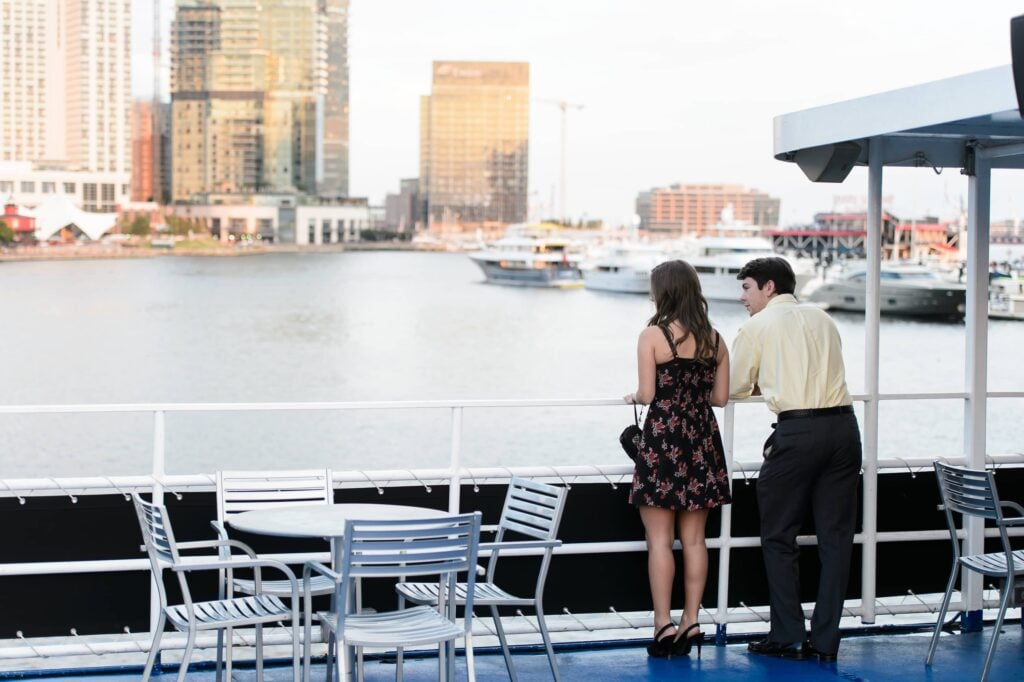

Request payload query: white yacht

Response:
[804,263,967,318]
[989,274,1024,320]
[468,226,584,288]
[582,242,669,294]
[673,206,816,301]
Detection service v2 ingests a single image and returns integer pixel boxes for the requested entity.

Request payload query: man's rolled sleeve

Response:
[729,327,760,400]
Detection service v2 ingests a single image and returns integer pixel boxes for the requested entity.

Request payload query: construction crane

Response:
[536,99,584,223]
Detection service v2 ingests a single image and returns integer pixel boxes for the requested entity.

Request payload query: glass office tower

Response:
[420,61,529,231]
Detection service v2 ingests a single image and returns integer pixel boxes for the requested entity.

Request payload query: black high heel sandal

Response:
[671,623,704,658]
[646,622,677,658]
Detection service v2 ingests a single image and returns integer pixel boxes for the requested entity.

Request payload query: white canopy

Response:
[26,194,118,241]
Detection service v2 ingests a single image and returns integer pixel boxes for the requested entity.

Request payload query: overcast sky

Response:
[134,1,1024,227]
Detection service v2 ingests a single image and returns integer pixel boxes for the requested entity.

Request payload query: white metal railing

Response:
[0,393,1022,666]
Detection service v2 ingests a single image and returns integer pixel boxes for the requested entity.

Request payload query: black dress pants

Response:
[756,412,862,654]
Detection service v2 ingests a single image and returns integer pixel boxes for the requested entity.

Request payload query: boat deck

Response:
[19,624,1024,681]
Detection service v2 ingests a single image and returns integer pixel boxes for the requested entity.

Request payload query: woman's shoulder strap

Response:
[657,324,678,358]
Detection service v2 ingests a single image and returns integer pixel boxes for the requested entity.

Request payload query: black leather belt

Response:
[777,405,854,421]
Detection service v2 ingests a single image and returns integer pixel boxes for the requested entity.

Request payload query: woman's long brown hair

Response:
[647,260,715,362]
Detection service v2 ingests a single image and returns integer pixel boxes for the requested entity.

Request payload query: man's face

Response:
[740,277,773,316]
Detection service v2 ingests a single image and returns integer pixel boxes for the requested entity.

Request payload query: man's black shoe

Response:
[747,638,806,659]
[801,641,838,662]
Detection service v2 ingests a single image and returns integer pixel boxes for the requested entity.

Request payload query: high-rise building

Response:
[0,0,130,193]
[170,0,349,202]
[0,0,64,163]
[63,0,131,175]
[636,183,780,234]
[420,61,529,231]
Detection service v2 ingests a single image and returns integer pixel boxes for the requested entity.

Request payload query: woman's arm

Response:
[710,332,730,407]
[624,327,658,404]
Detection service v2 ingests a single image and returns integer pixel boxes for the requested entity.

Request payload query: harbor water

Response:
[1,251,1022,477]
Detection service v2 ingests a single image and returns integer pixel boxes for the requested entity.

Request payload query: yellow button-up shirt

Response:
[729,294,852,414]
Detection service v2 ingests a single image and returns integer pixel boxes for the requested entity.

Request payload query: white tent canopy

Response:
[26,194,118,242]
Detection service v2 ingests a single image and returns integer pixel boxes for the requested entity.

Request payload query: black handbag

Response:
[619,402,644,462]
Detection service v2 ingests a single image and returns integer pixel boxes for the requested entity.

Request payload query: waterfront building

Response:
[131,102,156,203]
[765,211,957,260]
[0,0,62,163]
[63,0,131,176]
[636,183,780,234]
[170,193,368,244]
[1,202,36,242]
[384,178,421,232]
[170,0,350,202]
[420,61,529,233]
[0,0,130,197]
[0,161,129,212]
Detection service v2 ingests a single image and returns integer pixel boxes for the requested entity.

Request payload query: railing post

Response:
[448,406,463,514]
[962,148,991,630]
[861,139,883,624]
[149,410,166,665]
[714,402,736,645]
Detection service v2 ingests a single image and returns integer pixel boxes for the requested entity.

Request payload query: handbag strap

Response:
[633,401,644,427]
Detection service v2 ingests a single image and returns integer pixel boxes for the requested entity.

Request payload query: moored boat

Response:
[581,241,668,293]
[467,226,583,288]
[803,263,967,318]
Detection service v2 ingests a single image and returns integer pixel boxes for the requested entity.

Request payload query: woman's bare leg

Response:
[677,509,709,632]
[639,505,678,638]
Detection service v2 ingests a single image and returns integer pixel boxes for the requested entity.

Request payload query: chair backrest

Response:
[133,492,181,565]
[337,512,482,634]
[933,461,1003,522]
[216,469,333,522]
[132,493,186,612]
[497,477,568,542]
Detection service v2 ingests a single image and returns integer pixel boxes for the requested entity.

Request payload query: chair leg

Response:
[214,629,224,682]
[535,606,560,682]
[925,563,959,665]
[490,606,516,682]
[980,585,1013,682]
[338,640,350,682]
[465,632,476,682]
[225,626,234,681]
[325,633,336,682]
[140,612,165,682]
[256,623,265,682]
[292,606,302,682]
[175,628,197,682]
[396,594,405,682]
[303,615,312,682]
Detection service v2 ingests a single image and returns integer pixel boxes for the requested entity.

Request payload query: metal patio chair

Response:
[396,477,569,681]
[132,493,301,682]
[303,512,482,682]
[213,469,335,679]
[926,461,1024,682]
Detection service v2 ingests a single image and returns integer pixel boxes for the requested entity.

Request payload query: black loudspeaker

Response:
[793,142,862,183]
[1011,14,1024,117]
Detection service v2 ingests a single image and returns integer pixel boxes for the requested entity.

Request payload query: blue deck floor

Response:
[17,625,1024,681]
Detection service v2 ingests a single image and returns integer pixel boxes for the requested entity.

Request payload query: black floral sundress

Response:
[629,326,732,511]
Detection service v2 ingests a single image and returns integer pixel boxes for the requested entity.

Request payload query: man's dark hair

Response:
[736,256,796,295]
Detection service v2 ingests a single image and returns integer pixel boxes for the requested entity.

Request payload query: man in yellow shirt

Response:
[730,257,862,663]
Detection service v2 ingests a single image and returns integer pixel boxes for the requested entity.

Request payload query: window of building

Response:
[0,181,12,193]
[322,219,331,244]
[64,182,76,194]
[20,181,35,193]
[41,181,55,194]
[308,219,316,244]
[101,184,115,202]
[83,183,98,203]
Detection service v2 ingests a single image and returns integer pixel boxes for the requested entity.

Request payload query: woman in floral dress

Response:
[623,260,732,657]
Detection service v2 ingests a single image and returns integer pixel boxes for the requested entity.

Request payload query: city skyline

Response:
[124,2,1024,228]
